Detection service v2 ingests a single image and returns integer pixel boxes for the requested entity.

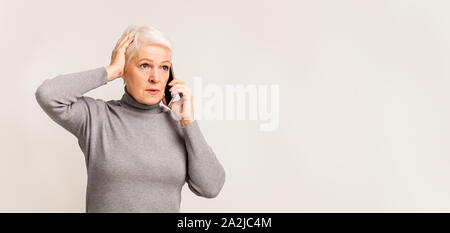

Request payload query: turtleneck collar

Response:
[120,86,164,113]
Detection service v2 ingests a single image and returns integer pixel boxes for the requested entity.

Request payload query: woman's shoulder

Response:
[77,96,118,114]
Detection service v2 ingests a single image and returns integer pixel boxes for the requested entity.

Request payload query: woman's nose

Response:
[148,69,160,83]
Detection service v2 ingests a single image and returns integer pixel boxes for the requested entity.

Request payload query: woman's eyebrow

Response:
[138,58,171,63]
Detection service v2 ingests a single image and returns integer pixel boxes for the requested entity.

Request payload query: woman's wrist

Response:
[180,119,195,128]
[105,65,122,82]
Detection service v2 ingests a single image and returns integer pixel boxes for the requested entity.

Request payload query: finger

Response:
[169,83,184,92]
[116,33,127,45]
[175,86,192,98]
[171,86,191,98]
[114,33,129,50]
[169,79,185,85]
[117,31,135,48]
[169,83,188,92]
[169,100,178,108]
[118,34,134,50]
[168,79,185,86]
[169,99,183,112]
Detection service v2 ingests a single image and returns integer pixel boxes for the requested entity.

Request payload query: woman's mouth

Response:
[145,88,160,95]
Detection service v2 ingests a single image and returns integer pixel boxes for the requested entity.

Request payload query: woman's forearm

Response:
[183,121,226,198]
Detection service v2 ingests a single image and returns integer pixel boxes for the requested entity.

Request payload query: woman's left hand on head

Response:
[168,79,195,127]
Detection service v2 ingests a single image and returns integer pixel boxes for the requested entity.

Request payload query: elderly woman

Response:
[35,25,226,213]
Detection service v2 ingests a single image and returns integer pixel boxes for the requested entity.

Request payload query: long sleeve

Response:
[182,121,226,198]
[35,66,108,138]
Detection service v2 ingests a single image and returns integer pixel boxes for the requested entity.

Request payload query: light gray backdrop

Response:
[1,0,450,212]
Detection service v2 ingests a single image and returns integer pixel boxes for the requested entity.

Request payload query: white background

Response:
[1,0,450,212]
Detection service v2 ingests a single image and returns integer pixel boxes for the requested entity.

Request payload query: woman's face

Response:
[123,44,172,105]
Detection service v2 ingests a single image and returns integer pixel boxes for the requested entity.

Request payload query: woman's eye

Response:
[162,65,169,71]
[140,63,149,69]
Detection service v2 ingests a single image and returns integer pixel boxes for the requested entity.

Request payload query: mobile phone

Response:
[165,66,181,107]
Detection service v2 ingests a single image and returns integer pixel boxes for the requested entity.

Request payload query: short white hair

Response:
[122,25,173,63]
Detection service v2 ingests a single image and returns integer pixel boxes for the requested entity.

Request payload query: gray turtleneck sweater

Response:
[35,66,226,213]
